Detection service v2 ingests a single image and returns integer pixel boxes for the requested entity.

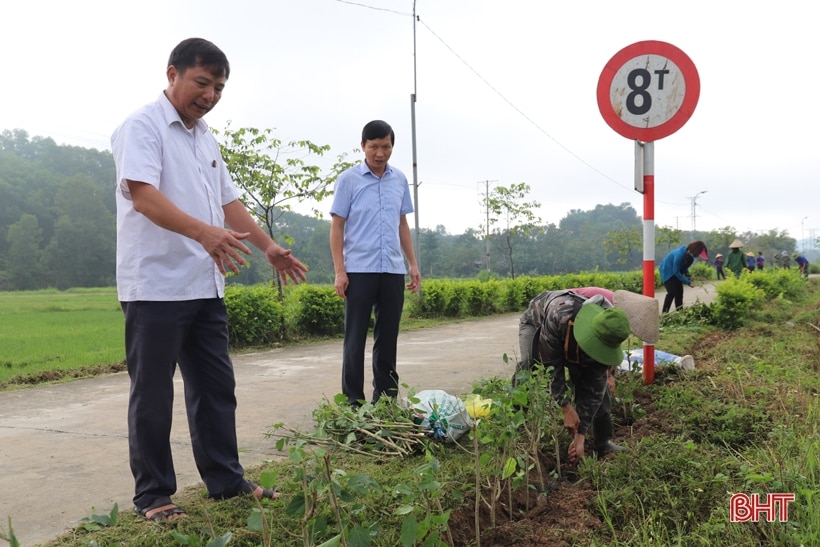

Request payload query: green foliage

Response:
[29,281,820,546]
[657,383,771,448]
[0,517,20,547]
[0,288,125,387]
[659,301,714,329]
[224,284,284,347]
[464,280,503,316]
[292,285,344,337]
[746,268,806,300]
[215,125,354,239]
[712,276,765,330]
[406,272,646,320]
[689,261,713,281]
[79,504,119,532]
[482,182,542,278]
[0,131,814,290]
[603,225,642,266]
[409,279,454,317]
[588,436,737,536]
[273,394,430,459]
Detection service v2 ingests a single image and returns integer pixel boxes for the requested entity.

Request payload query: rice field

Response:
[0,288,125,385]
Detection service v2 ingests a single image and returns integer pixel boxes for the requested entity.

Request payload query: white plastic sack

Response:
[406,389,473,442]
[619,349,695,372]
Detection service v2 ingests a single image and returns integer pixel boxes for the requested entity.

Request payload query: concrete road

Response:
[0,284,714,546]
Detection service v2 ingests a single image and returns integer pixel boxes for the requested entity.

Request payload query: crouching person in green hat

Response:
[514,289,631,463]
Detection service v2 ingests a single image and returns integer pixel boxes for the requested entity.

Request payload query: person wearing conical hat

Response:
[714,253,726,280]
[781,250,791,269]
[725,239,746,278]
[745,252,756,273]
[659,240,708,313]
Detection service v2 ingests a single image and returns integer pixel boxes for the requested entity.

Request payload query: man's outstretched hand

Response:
[265,244,308,285]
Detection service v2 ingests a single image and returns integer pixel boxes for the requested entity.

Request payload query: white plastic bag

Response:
[619,349,695,372]
[406,389,473,442]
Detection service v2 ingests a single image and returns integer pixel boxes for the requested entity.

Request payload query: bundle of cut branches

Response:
[268,395,432,459]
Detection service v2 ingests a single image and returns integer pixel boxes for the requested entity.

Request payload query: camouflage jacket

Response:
[519,290,609,435]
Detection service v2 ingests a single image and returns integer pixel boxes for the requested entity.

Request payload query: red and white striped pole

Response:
[638,140,656,384]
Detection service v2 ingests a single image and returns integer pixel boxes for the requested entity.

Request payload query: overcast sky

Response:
[2,0,818,246]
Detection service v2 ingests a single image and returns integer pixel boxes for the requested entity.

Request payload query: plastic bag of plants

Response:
[406,389,473,442]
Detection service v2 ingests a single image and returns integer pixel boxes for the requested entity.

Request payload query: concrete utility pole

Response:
[481,180,497,271]
[410,1,421,279]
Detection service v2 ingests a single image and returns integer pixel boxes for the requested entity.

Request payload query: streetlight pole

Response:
[801,216,808,252]
[689,190,707,240]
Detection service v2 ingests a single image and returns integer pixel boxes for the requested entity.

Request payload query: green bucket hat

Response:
[573,304,630,366]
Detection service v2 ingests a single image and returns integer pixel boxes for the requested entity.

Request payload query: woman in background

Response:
[714,253,726,280]
[659,240,708,313]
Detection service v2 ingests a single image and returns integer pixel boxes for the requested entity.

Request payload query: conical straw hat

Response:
[729,239,743,248]
[613,290,659,344]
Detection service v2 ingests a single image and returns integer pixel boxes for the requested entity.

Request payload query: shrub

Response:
[464,279,502,316]
[689,262,713,281]
[414,280,453,317]
[712,277,765,330]
[293,285,344,337]
[224,284,284,347]
[501,277,528,312]
[747,269,806,300]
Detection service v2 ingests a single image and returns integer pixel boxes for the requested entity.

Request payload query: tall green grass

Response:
[0,288,124,385]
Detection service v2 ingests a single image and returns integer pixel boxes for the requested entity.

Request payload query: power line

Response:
[330,1,631,192]
[333,0,411,16]
[416,18,631,192]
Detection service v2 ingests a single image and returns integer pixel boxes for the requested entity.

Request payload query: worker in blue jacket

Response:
[659,241,707,313]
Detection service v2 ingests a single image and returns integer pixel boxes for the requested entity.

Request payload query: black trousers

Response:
[121,299,246,511]
[342,273,405,405]
[662,277,684,313]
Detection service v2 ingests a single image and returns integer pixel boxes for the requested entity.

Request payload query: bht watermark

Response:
[730,493,795,522]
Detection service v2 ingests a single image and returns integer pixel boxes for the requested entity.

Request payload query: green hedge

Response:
[224,284,284,347]
[292,285,345,337]
[222,272,652,349]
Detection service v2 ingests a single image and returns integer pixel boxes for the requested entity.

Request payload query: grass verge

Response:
[35,281,820,546]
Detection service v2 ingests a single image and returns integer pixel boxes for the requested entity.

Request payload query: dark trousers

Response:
[122,299,246,511]
[342,273,405,405]
[662,277,684,313]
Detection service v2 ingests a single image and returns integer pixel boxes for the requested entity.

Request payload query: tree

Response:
[656,225,682,254]
[215,125,356,295]
[42,176,115,289]
[708,226,738,253]
[419,226,446,277]
[482,182,541,278]
[603,225,642,268]
[6,213,44,290]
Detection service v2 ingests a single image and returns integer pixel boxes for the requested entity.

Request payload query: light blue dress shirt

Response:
[330,161,414,274]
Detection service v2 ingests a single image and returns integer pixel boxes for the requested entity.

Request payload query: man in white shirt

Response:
[112,37,307,522]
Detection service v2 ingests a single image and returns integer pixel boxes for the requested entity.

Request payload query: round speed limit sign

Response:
[597,41,700,141]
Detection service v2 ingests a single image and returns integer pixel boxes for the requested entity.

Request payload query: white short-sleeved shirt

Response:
[112,92,240,301]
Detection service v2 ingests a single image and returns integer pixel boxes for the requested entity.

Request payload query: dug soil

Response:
[447,373,680,546]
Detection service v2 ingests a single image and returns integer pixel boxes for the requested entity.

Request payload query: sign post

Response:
[597,40,700,384]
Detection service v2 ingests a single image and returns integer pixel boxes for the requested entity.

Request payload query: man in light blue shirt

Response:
[330,120,421,406]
